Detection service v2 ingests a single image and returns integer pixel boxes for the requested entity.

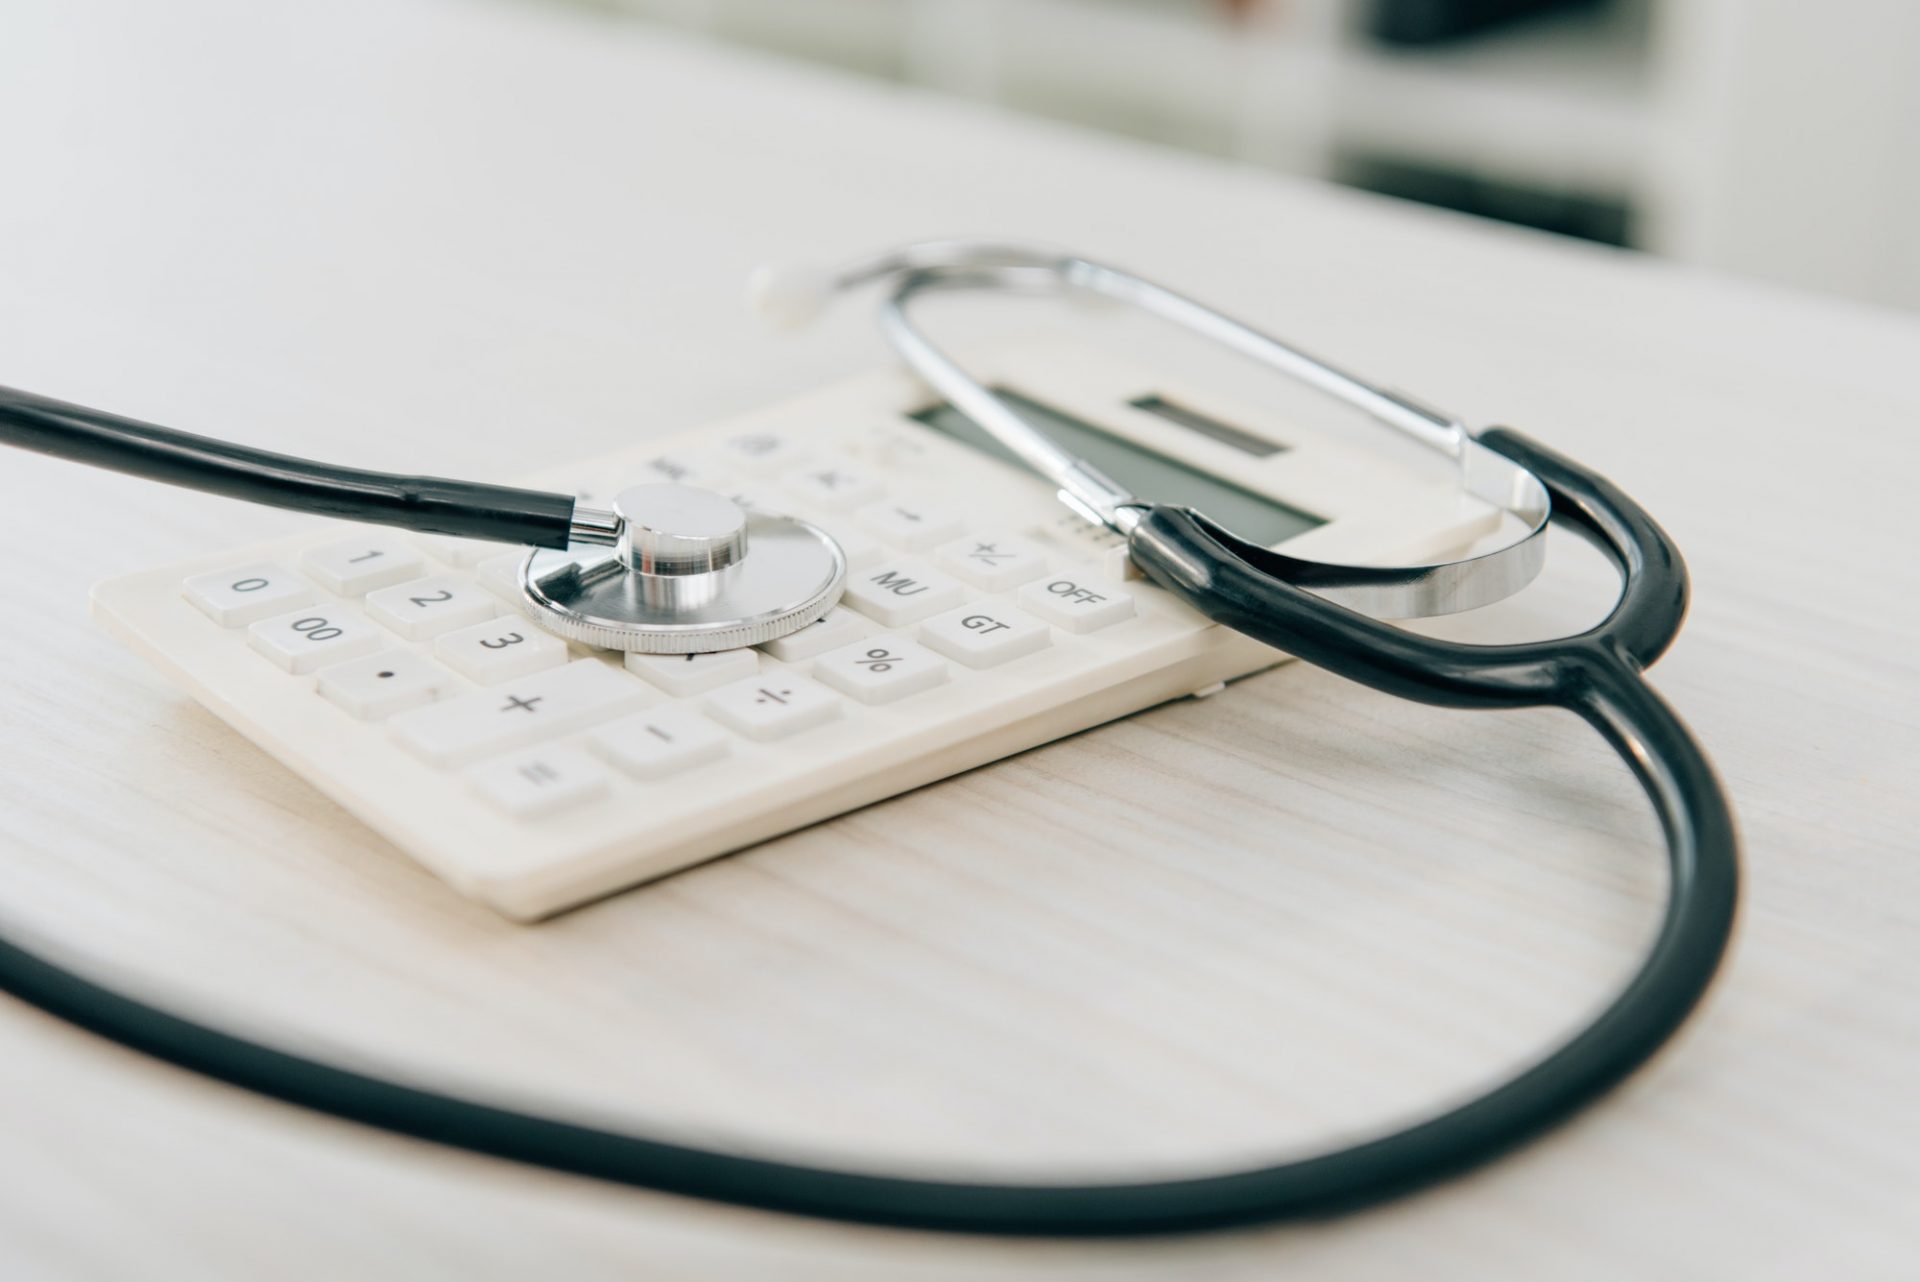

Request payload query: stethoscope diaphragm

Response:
[516,482,846,653]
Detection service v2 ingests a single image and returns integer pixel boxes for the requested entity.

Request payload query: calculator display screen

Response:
[910,387,1325,546]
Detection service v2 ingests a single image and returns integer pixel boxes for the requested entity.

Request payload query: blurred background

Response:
[567,0,1920,312]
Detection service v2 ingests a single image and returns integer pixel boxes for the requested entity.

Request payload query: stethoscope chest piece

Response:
[517,483,845,653]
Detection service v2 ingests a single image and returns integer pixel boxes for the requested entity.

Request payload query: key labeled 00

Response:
[289,615,345,642]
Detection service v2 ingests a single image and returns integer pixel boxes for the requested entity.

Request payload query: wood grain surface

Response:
[0,0,1915,1277]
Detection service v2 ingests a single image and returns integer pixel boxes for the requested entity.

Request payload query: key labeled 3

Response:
[435,618,568,684]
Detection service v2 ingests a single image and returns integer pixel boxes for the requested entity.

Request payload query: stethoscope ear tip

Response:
[746,262,836,329]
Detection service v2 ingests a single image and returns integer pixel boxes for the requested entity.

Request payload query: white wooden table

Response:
[2,1,1916,1277]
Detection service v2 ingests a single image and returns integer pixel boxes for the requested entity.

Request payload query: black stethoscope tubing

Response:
[0,397,1739,1235]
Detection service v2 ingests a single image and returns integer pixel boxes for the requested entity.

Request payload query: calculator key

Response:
[818,519,884,571]
[301,536,427,596]
[786,463,884,511]
[317,651,459,720]
[859,423,937,469]
[365,575,500,640]
[704,676,841,742]
[390,660,652,766]
[624,647,759,697]
[468,746,610,820]
[919,604,1052,669]
[415,535,496,568]
[590,708,730,779]
[634,453,714,487]
[813,636,947,705]
[182,563,314,627]
[857,499,965,551]
[715,484,788,516]
[936,534,1049,592]
[758,606,868,662]
[840,561,966,627]
[717,429,809,476]
[247,606,382,674]
[1018,575,1137,633]
[434,617,569,685]
[476,552,527,601]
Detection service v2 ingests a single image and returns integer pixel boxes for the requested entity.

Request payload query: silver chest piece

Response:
[517,483,846,653]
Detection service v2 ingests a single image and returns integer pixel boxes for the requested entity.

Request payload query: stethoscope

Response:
[0,241,1738,1237]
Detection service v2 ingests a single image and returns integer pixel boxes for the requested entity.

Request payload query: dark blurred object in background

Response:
[1339,153,1630,245]
[1368,0,1606,46]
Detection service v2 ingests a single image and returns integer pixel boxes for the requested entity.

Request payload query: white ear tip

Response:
[747,264,834,328]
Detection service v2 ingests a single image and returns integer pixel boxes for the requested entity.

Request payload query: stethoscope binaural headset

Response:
[0,242,1737,1237]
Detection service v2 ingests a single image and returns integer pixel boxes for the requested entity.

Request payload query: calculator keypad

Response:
[133,401,1226,920]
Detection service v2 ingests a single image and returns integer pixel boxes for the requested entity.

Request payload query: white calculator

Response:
[91,340,1500,919]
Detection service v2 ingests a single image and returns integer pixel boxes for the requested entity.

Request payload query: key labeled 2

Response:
[366,574,498,640]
